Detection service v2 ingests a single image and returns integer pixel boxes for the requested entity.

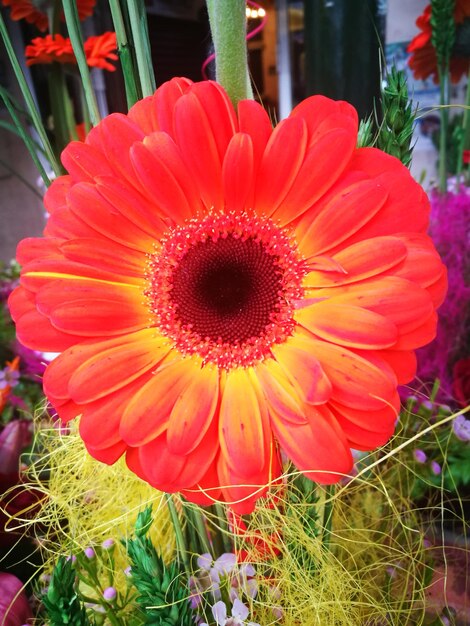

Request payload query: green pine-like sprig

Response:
[124,507,193,626]
[42,557,92,626]
[430,0,456,69]
[377,66,416,167]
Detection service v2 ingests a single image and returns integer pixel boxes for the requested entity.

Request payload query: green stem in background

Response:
[321,484,335,552]
[165,494,191,578]
[206,0,253,106]
[108,0,141,108]
[192,506,212,555]
[460,68,470,184]
[0,12,61,176]
[0,87,52,187]
[127,0,156,98]
[214,502,232,554]
[62,0,101,126]
[430,0,455,194]
[438,69,450,194]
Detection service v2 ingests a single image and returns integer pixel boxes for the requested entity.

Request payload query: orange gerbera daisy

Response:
[9,78,447,513]
[25,32,118,72]
[407,1,470,84]
[1,0,96,32]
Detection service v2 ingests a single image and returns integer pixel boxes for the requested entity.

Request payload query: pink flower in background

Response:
[0,572,33,626]
[415,189,470,401]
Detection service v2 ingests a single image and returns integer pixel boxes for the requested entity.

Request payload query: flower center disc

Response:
[148,212,305,368]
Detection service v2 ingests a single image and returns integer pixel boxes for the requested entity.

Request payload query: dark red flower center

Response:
[147,212,305,368]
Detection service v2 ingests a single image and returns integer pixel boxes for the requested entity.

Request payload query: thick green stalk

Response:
[126,0,156,97]
[0,12,61,175]
[165,494,191,578]
[206,0,253,105]
[62,0,101,126]
[108,0,140,107]
[438,70,449,193]
[0,88,51,186]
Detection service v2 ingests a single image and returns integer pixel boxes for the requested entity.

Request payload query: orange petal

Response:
[255,360,308,425]
[270,405,353,482]
[59,239,146,280]
[272,337,332,404]
[310,341,396,410]
[68,330,168,403]
[78,371,154,449]
[297,179,388,256]
[296,302,398,349]
[237,99,272,170]
[219,368,268,477]
[120,357,195,446]
[303,236,408,287]
[217,441,281,514]
[61,141,113,183]
[166,363,219,455]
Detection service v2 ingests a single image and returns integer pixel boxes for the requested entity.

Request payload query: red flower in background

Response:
[1,0,96,32]
[9,78,446,513]
[0,419,41,549]
[0,572,33,626]
[407,1,470,84]
[25,32,118,72]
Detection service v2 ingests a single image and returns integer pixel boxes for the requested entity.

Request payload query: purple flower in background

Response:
[13,342,46,379]
[452,415,470,441]
[200,598,260,626]
[0,365,20,390]
[431,460,442,476]
[413,449,427,464]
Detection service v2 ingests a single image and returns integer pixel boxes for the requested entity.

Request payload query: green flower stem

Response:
[438,68,450,193]
[214,502,232,554]
[126,0,156,98]
[206,0,253,105]
[0,87,52,187]
[321,484,335,551]
[108,0,141,108]
[62,0,101,126]
[0,12,61,176]
[165,494,191,578]
[192,506,212,555]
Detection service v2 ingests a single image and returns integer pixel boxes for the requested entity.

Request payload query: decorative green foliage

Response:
[430,0,456,70]
[124,507,193,626]
[42,557,92,626]
[377,66,416,167]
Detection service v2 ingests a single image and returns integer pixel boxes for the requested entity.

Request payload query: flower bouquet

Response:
[0,0,468,624]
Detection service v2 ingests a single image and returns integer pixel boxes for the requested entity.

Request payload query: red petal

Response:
[254,116,308,215]
[222,133,255,212]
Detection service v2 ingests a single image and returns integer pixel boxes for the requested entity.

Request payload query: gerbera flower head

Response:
[25,32,118,72]
[1,0,96,32]
[407,1,470,84]
[9,78,447,513]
